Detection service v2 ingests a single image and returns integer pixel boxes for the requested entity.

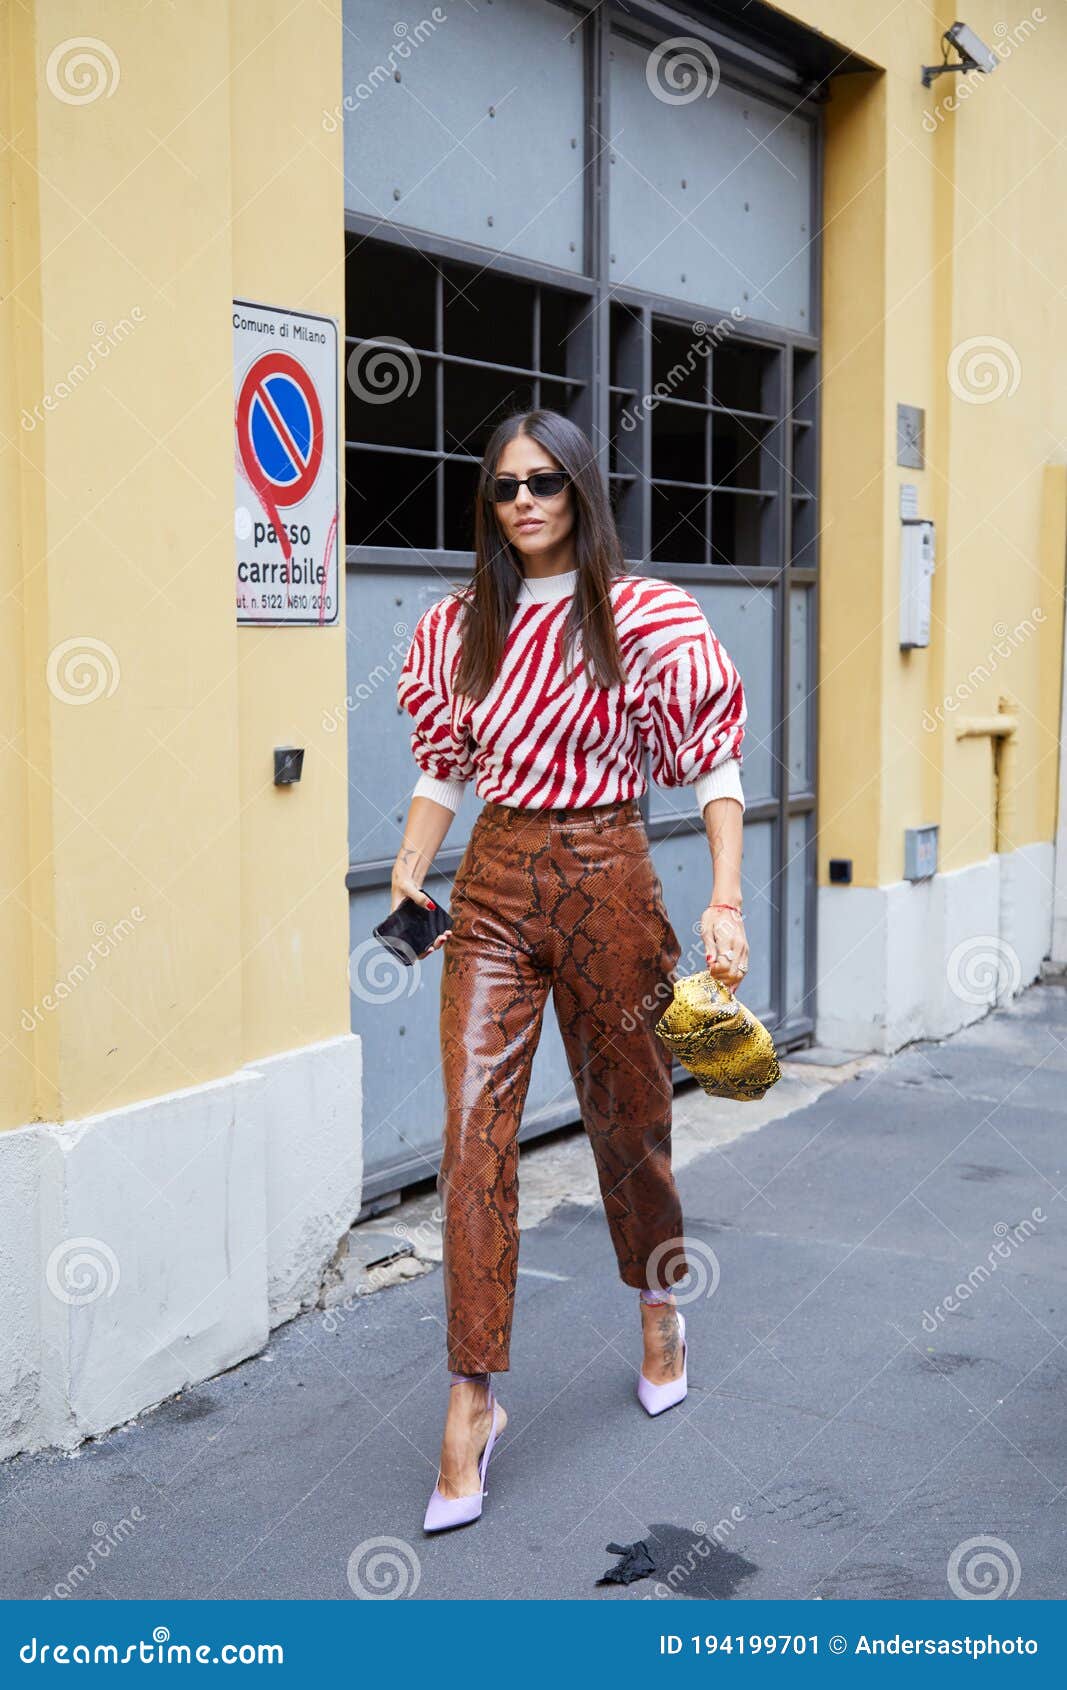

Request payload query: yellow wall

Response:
[3,0,1065,1132]
[1,2,41,1131]
[799,0,1067,885]
[2,0,347,1133]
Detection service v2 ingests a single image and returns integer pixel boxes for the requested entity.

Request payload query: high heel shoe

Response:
[637,1309,687,1416]
[423,1383,502,1533]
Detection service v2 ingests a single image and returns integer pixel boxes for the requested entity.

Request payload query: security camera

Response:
[945,22,998,74]
[921,20,998,87]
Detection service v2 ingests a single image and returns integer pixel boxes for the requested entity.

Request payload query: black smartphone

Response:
[372,896,452,965]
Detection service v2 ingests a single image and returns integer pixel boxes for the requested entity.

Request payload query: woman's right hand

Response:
[391,862,452,956]
[392,794,459,955]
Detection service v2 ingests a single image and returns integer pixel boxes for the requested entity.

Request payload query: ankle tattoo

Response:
[656,1309,680,1365]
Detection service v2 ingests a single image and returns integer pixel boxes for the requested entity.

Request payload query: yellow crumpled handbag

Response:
[654,970,781,1101]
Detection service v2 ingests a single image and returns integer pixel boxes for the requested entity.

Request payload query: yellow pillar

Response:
[3,0,349,1133]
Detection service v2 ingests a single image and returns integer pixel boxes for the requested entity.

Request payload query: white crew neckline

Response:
[517,568,579,603]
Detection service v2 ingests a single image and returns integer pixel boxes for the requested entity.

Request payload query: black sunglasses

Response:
[489,471,570,504]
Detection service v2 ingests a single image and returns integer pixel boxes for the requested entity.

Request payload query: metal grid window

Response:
[345,240,592,556]
[345,242,820,582]
[343,0,825,1059]
[608,306,790,571]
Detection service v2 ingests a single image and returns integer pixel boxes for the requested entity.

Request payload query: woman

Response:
[393,409,749,1534]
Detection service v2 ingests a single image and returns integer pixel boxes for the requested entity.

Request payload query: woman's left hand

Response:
[700,903,748,992]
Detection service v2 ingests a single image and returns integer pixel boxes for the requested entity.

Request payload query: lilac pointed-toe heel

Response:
[423,1382,502,1533]
[637,1309,688,1416]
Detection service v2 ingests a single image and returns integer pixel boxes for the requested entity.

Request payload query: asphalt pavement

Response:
[3,982,1064,1602]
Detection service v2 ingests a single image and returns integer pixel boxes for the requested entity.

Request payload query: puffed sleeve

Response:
[396,597,476,811]
[645,591,747,814]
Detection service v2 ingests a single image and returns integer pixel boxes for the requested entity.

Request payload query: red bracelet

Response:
[709,903,742,915]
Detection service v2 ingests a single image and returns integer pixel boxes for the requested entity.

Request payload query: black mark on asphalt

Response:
[639,1524,759,1599]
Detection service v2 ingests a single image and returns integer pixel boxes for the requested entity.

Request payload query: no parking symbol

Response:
[233,300,339,626]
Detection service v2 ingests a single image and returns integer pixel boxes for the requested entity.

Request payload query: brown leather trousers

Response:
[437,796,688,1373]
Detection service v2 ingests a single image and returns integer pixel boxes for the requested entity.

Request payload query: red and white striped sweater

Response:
[397,567,746,815]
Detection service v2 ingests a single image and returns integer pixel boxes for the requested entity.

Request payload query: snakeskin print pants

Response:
[438,796,688,1373]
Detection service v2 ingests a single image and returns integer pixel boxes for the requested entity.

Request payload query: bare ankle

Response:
[446,1374,491,1415]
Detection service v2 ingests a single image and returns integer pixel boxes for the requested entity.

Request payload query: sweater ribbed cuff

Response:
[694,759,745,815]
[412,772,467,813]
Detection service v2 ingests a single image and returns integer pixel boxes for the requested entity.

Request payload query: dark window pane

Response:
[651,486,705,565]
[539,372,583,420]
[610,474,641,559]
[713,412,770,490]
[712,340,779,413]
[444,459,481,552]
[345,236,435,348]
[540,288,582,377]
[444,266,533,369]
[347,449,436,549]
[345,349,436,451]
[791,496,817,567]
[792,422,816,496]
[611,302,643,390]
[652,401,706,484]
[610,392,642,476]
[445,367,536,459]
[710,491,769,569]
[650,317,707,405]
[792,348,818,420]
[790,348,818,500]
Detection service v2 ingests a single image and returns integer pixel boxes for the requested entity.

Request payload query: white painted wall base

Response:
[816,842,1055,1054]
[0,1033,362,1463]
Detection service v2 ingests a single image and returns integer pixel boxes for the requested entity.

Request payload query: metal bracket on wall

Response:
[954,697,1018,856]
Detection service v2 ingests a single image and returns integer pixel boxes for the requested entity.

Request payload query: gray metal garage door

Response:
[342,0,824,1197]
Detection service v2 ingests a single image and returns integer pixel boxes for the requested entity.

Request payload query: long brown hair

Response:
[453,410,629,700]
